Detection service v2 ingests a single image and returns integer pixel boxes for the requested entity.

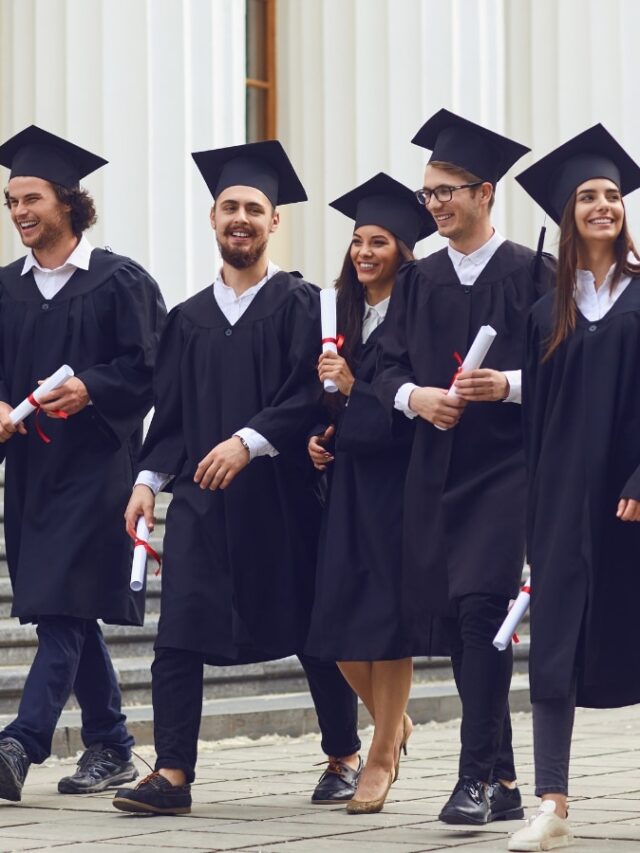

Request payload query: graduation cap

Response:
[0,125,107,188]
[329,172,436,250]
[192,140,307,206]
[515,123,640,224]
[412,108,530,185]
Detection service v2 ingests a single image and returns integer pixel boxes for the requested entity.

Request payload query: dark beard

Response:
[218,237,268,270]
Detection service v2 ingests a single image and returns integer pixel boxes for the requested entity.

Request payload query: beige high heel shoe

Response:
[346,768,394,815]
[393,712,413,783]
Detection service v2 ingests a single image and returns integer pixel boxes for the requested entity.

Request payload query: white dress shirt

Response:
[362,295,390,344]
[136,261,281,496]
[394,230,521,418]
[22,234,93,297]
[574,263,632,321]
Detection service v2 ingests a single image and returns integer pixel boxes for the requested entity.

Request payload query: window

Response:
[246,0,277,142]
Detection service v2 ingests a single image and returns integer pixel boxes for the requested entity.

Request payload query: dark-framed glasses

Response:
[415,182,483,205]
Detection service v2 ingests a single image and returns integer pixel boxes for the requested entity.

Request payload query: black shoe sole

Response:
[489,806,525,822]
[112,795,191,815]
[439,810,489,825]
[311,796,355,805]
[58,768,139,794]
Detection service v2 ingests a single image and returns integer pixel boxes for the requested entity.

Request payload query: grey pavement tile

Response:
[573,822,640,841]
[107,829,293,849]
[0,838,47,851]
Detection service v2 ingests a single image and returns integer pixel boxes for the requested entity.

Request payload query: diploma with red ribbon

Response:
[129,516,161,591]
[493,584,531,651]
[320,287,339,394]
[10,364,74,443]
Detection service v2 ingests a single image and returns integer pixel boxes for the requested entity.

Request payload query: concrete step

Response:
[0,673,533,759]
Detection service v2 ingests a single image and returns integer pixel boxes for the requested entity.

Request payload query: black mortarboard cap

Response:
[515,123,640,224]
[329,172,436,249]
[0,125,107,188]
[412,108,530,185]
[191,140,307,206]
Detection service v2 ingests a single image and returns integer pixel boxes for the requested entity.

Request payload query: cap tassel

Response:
[532,219,547,282]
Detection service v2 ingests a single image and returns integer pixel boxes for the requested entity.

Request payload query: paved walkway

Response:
[1,706,640,852]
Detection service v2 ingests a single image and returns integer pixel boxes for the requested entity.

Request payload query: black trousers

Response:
[1,616,133,764]
[445,593,516,784]
[152,647,360,783]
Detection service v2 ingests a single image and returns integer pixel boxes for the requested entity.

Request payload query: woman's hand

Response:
[318,351,355,397]
[308,425,335,471]
[617,498,640,522]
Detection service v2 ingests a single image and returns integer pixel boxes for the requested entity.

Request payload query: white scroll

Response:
[10,364,75,425]
[447,325,497,398]
[319,287,339,394]
[493,585,531,651]
[130,517,151,592]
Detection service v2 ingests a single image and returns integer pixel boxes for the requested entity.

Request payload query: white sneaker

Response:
[508,800,573,851]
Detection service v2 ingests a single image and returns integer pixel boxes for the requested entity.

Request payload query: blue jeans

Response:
[1,616,133,764]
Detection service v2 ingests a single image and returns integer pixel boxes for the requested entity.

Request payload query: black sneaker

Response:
[488,779,524,821]
[58,744,138,794]
[311,756,362,804]
[112,772,192,815]
[0,737,30,802]
[439,777,490,825]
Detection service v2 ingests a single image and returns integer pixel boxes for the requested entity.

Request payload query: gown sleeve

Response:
[77,261,167,448]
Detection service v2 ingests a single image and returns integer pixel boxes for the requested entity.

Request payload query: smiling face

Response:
[422,163,492,243]
[5,175,73,251]
[573,178,624,246]
[211,185,279,270]
[349,224,402,292]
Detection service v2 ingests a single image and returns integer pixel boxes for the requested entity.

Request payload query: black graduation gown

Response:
[305,324,417,661]
[0,249,166,625]
[523,279,640,708]
[374,242,554,644]
[137,272,324,665]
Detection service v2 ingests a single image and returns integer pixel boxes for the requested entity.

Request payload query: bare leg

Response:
[351,658,413,803]
[338,661,375,718]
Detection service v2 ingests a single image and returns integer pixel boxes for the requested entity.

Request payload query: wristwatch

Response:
[235,434,251,456]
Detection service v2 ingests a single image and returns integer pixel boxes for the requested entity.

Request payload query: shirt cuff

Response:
[502,370,522,404]
[135,470,173,495]
[234,427,279,461]
[394,383,419,420]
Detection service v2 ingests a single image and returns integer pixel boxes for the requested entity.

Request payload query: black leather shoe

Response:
[0,737,30,802]
[112,771,191,815]
[311,756,362,804]
[488,779,524,821]
[439,777,490,825]
[58,743,138,794]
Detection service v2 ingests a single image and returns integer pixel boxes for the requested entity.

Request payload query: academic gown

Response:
[0,249,166,625]
[137,272,324,665]
[374,242,554,644]
[305,324,418,661]
[523,278,640,709]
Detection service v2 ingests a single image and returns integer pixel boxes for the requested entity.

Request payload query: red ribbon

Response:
[321,334,345,350]
[449,351,464,387]
[512,585,531,645]
[128,527,162,577]
[27,393,69,444]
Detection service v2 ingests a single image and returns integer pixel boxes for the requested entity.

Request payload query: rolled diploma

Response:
[493,587,531,651]
[10,364,75,425]
[320,287,338,393]
[130,517,150,592]
[447,325,497,398]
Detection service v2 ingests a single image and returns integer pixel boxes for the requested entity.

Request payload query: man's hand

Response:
[38,377,91,417]
[0,401,26,443]
[308,425,336,471]
[617,498,640,522]
[318,351,355,397]
[454,369,509,402]
[408,386,466,429]
[194,436,250,490]
[124,484,156,537]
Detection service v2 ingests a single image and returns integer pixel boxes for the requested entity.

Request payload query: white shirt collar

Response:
[447,229,505,269]
[575,261,618,292]
[214,260,280,303]
[21,234,93,276]
[363,295,390,322]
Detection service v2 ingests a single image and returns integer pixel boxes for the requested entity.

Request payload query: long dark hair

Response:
[335,235,414,369]
[544,193,640,360]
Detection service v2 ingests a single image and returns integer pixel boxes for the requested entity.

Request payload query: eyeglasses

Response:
[415,182,483,206]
